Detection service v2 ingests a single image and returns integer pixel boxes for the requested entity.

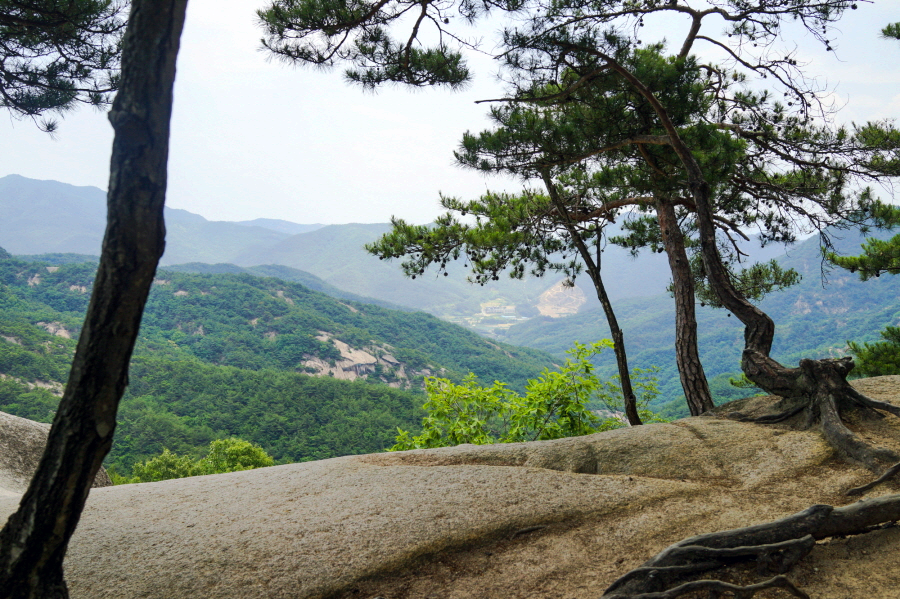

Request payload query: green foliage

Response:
[830,228,900,281]
[392,341,664,450]
[0,253,557,475]
[199,437,276,474]
[258,0,470,89]
[882,23,900,41]
[691,259,801,309]
[0,0,125,131]
[115,438,276,484]
[848,326,900,378]
[728,373,762,390]
[121,449,198,483]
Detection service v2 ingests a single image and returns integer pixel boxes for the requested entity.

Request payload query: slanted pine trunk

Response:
[541,171,642,425]
[0,2,188,597]
[580,244,643,426]
[656,198,714,416]
[606,57,900,471]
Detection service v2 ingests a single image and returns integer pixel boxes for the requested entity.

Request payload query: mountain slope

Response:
[499,227,900,413]
[235,218,324,236]
[0,253,557,472]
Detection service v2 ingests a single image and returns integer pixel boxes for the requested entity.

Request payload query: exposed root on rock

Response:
[605,575,809,599]
[601,493,900,598]
[733,354,900,477]
[847,461,900,496]
[732,404,806,424]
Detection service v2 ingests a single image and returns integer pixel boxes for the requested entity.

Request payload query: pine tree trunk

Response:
[587,262,643,426]
[656,199,714,415]
[0,2,188,597]
[600,52,900,471]
[540,171,642,425]
[570,229,642,425]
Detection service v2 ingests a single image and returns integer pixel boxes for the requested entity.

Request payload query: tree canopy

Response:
[0,0,125,131]
[116,438,276,484]
[392,340,662,449]
[259,2,900,596]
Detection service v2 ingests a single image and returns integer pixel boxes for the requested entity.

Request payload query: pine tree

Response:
[0,0,125,132]
[0,1,188,596]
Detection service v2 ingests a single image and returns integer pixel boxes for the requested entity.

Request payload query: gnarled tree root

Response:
[736,355,900,483]
[601,493,900,598]
[605,575,809,599]
[847,460,900,496]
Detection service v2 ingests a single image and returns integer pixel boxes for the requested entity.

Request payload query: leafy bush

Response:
[113,437,275,484]
[391,341,665,450]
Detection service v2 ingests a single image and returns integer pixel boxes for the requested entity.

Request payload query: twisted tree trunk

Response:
[657,198,714,416]
[597,51,900,472]
[0,2,188,597]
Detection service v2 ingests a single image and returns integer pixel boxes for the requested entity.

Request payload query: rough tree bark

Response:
[656,197,714,416]
[0,1,189,597]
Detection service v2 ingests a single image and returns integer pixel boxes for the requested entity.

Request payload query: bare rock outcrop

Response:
[1,378,899,598]
[0,411,111,497]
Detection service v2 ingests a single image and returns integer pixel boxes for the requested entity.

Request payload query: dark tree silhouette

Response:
[0,0,126,132]
[0,0,189,597]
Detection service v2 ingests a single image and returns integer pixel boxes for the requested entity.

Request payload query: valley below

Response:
[3,174,900,471]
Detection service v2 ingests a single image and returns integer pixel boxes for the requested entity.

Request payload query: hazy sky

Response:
[1,1,897,225]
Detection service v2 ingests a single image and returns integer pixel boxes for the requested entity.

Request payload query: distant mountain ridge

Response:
[0,174,292,264]
[234,218,324,236]
[0,174,786,322]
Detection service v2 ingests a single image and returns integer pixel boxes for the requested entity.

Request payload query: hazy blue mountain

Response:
[235,218,325,236]
[161,209,290,265]
[0,175,107,255]
[232,221,683,316]
[0,175,301,266]
[0,174,836,327]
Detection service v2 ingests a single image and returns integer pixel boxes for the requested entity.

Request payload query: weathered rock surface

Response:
[1,378,900,598]
[0,411,110,497]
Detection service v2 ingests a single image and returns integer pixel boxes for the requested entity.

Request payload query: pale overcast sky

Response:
[0,1,897,225]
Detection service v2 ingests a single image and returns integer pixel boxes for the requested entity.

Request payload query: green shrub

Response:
[114,437,275,484]
[848,326,900,377]
[391,341,665,450]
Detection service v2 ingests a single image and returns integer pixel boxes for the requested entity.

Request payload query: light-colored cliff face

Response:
[299,332,437,387]
[2,377,900,598]
[536,279,586,318]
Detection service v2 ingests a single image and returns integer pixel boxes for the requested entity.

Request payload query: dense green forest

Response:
[3,223,895,469]
[0,250,557,474]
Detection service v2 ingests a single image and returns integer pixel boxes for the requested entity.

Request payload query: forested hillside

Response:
[0,250,556,474]
[500,228,900,415]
